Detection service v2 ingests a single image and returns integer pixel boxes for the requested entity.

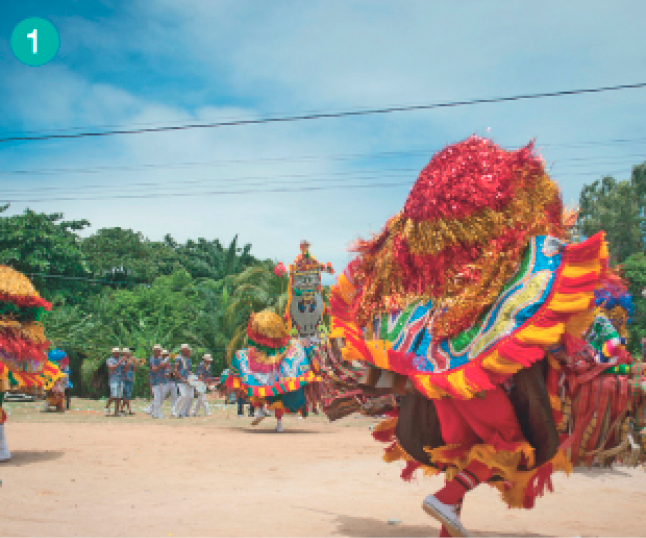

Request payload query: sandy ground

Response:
[1,397,645,537]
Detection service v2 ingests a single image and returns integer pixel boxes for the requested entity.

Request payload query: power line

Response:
[2,138,644,179]
[24,272,144,286]
[0,167,417,196]
[2,82,645,144]
[1,162,640,203]
[0,149,429,176]
[0,180,410,203]
[0,169,638,204]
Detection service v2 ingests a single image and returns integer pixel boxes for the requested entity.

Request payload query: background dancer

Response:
[226,310,320,432]
[0,266,58,461]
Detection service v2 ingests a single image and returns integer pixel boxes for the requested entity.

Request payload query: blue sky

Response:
[1,0,645,282]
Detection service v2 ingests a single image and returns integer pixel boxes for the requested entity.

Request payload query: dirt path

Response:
[1,400,645,536]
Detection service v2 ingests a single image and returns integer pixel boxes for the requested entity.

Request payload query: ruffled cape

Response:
[225,339,320,398]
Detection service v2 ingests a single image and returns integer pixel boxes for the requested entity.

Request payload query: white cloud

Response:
[1,0,645,276]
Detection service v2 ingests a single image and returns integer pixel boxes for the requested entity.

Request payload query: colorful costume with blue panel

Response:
[226,311,320,426]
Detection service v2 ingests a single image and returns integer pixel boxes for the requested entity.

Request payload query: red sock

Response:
[275,408,284,420]
[435,460,493,505]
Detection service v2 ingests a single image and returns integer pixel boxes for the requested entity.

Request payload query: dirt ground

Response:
[1,397,645,537]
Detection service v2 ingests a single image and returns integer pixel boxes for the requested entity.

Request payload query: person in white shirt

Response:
[174,344,194,418]
[149,344,165,419]
[161,349,179,417]
[192,354,214,417]
[105,347,125,416]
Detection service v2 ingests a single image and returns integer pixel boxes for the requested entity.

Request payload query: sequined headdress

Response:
[347,136,565,340]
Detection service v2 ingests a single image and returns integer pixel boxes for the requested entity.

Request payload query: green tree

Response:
[224,262,289,359]
[577,161,646,263]
[82,227,179,285]
[620,252,646,355]
[0,205,91,303]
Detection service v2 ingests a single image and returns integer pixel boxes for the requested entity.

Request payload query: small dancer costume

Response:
[226,310,320,432]
[43,349,69,412]
[0,266,61,461]
[325,137,638,536]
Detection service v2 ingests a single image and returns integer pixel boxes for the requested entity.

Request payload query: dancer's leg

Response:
[434,460,494,505]
[275,407,284,432]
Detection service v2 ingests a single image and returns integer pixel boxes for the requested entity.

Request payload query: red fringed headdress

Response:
[348,136,565,339]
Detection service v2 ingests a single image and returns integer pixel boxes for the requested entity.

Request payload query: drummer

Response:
[174,344,194,418]
[120,348,138,416]
[162,349,179,417]
[192,353,214,417]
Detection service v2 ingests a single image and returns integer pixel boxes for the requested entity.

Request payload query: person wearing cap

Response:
[161,349,179,417]
[120,348,138,416]
[174,344,194,418]
[192,354,214,417]
[105,347,125,416]
[149,344,165,419]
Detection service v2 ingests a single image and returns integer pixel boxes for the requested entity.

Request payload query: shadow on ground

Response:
[332,514,549,537]
[218,426,328,435]
[574,467,633,478]
[1,450,65,467]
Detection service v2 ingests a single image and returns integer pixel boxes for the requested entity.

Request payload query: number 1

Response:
[27,28,37,54]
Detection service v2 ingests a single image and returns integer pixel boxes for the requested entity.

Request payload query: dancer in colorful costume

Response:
[326,136,638,536]
[225,310,320,432]
[43,349,70,412]
[1,266,60,461]
[550,271,645,468]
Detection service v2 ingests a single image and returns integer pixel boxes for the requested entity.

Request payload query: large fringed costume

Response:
[0,266,61,461]
[226,310,320,432]
[325,137,643,536]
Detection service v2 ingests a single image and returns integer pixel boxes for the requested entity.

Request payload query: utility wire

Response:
[0,180,409,203]
[0,166,635,203]
[0,168,417,196]
[2,82,645,144]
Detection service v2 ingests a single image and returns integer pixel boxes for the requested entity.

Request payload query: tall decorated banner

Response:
[281,241,334,343]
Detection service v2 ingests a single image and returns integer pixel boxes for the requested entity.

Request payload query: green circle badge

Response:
[11,17,60,66]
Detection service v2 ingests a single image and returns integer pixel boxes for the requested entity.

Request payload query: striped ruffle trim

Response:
[225,369,320,398]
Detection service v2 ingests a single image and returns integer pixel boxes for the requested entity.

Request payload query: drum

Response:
[187,374,206,394]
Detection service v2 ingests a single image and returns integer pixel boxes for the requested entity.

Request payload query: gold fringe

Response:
[0,266,43,299]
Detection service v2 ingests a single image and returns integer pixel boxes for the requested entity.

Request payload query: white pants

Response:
[193,392,210,416]
[176,383,194,417]
[0,424,10,461]
[163,382,178,416]
[152,384,165,418]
